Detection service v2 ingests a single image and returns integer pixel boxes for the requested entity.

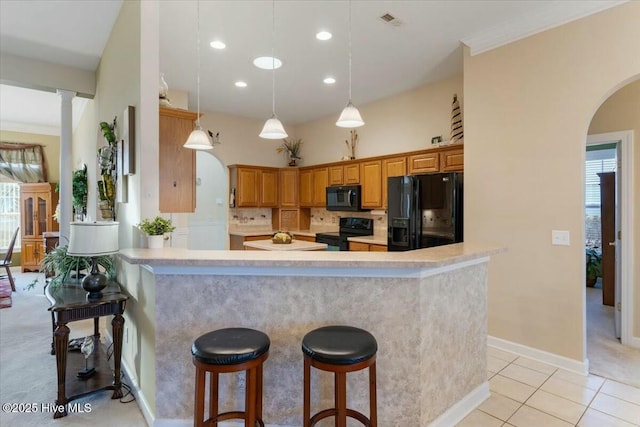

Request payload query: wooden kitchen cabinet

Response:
[229,165,279,208]
[312,167,328,207]
[328,166,344,186]
[279,169,299,207]
[382,156,407,208]
[344,163,360,184]
[349,241,387,252]
[159,106,198,212]
[440,148,464,171]
[360,160,383,208]
[260,169,279,207]
[19,183,59,272]
[299,169,313,207]
[408,152,439,174]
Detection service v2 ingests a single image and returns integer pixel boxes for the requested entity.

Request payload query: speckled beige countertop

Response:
[118,242,503,269]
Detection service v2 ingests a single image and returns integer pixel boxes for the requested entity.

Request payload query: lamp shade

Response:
[259,116,288,139]
[68,222,119,256]
[184,127,213,150]
[336,102,364,128]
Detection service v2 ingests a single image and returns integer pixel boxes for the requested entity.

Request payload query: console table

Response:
[45,281,128,418]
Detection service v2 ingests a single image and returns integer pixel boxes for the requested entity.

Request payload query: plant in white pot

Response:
[138,216,176,249]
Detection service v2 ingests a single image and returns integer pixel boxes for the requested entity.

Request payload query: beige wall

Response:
[0,130,60,184]
[295,76,462,164]
[588,80,640,334]
[464,1,640,361]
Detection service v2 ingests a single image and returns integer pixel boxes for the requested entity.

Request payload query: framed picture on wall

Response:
[122,105,135,175]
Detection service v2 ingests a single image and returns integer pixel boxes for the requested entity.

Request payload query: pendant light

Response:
[259,0,288,139]
[336,0,364,128]
[184,0,214,150]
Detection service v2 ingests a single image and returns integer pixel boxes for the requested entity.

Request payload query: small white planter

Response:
[147,234,165,249]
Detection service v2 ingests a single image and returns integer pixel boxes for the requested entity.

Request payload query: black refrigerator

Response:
[387,172,463,251]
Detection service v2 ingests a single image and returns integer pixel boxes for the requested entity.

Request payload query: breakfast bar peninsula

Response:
[117,243,501,427]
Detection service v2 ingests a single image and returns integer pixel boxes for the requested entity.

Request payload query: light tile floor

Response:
[457,347,640,427]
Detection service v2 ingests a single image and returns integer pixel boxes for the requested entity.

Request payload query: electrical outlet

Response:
[551,230,570,246]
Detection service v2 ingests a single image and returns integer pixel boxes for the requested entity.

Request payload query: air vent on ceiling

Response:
[379,12,402,27]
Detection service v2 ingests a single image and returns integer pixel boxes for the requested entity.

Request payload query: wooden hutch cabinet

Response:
[159,106,198,212]
[20,183,59,272]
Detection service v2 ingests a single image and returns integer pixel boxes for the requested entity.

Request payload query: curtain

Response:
[0,142,47,183]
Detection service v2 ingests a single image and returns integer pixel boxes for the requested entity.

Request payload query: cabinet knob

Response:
[173,181,177,187]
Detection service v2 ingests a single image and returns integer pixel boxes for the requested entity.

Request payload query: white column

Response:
[57,89,76,245]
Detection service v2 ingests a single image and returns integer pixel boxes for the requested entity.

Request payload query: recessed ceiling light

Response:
[323,77,336,84]
[210,40,226,50]
[253,56,282,70]
[316,31,332,41]
[235,81,248,88]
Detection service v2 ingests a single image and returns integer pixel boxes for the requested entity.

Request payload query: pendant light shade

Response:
[260,0,288,139]
[184,127,214,149]
[336,102,364,128]
[259,115,288,139]
[184,0,213,150]
[336,0,364,128]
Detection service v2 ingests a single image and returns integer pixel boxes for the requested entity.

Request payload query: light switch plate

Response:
[551,230,570,246]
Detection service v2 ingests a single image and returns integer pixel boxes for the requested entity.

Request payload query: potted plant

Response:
[276,138,303,166]
[72,164,88,220]
[98,117,117,220]
[138,216,176,249]
[585,247,602,287]
[27,245,115,289]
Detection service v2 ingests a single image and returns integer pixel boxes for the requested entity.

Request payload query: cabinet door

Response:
[299,169,313,207]
[21,194,36,239]
[260,169,279,207]
[408,152,439,174]
[344,164,360,184]
[279,169,299,207]
[360,160,382,208]
[159,108,198,212]
[382,156,407,208]
[440,148,464,171]
[328,166,344,186]
[236,168,260,207]
[21,241,45,271]
[312,167,328,207]
[349,241,370,251]
[370,244,387,252]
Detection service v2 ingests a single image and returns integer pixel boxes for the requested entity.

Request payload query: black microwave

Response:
[326,185,368,211]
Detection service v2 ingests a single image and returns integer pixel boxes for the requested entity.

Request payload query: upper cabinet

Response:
[279,168,299,207]
[299,167,328,207]
[382,156,407,208]
[440,148,464,171]
[159,107,198,212]
[328,163,360,186]
[408,146,463,174]
[360,160,382,209]
[229,165,279,208]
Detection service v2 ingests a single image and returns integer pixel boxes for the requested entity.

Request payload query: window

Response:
[585,146,616,248]
[0,175,20,251]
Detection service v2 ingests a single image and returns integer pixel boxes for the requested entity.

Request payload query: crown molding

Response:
[462,1,629,56]
[0,121,60,136]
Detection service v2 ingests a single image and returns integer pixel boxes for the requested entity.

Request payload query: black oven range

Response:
[315,217,373,251]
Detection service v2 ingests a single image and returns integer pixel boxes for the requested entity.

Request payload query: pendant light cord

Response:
[348,0,352,103]
[271,0,276,116]
[195,0,201,127]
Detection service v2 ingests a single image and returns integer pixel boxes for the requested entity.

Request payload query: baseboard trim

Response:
[488,335,588,375]
[154,419,294,427]
[428,381,490,427]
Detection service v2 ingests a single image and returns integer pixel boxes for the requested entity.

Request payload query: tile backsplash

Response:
[229,207,388,236]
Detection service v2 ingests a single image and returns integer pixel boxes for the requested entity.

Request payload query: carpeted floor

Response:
[586,279,640,388]
[0,271,146,426]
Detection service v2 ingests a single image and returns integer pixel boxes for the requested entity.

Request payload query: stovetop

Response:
[316,217,373,239]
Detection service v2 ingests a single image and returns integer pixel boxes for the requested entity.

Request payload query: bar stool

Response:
[191,327,270,427]
[302,325,377,427]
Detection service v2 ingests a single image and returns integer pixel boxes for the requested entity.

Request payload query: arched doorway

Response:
[188,151,228,250]
[584,77,639,386]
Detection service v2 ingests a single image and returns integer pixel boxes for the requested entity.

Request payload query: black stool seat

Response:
[192,327,270,365]
[302,325,377,365]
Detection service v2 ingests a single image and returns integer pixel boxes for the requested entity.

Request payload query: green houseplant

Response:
[72,164,88,220]
[26,245,115,289]
[138,216,176,249]
[585,247,602,287]
[98,117,117,220]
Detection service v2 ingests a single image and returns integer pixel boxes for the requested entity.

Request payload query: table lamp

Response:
[67,221,119,299]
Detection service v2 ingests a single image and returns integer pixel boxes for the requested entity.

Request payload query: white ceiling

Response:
[0,0,627,135]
